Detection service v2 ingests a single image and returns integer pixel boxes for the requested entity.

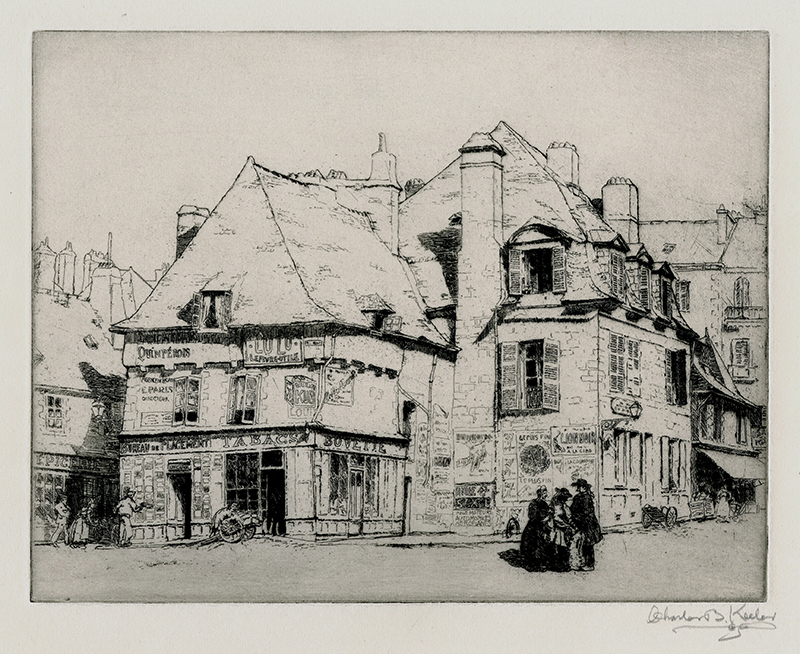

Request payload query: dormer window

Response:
[508,244,566,295]
[193,291,230,331]
[638,265,651,309]
[609,250,626,299]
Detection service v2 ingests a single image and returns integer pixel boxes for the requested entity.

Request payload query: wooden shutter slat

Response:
[508,249,524,295]
[500,342,519,411]
[639,266,650,309]
[552,245,567,293]
[665,348,674,404]
[542,339,560,411]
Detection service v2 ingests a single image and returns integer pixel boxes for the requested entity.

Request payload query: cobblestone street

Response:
[32,512,765,603]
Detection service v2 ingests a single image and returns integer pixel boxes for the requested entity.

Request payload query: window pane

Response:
[262,450,283,468]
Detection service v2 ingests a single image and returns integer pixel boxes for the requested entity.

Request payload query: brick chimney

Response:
[602,177,639,244]
[546,142,579,186]
[363,133,401,255]
[176,205,210,259]
[453,132,505,433]
[717,204,732,244]
[55,241,77,296]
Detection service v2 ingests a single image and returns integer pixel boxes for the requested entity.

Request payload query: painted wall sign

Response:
[551,425,598,455]
[34,451,115,474]
[140,412,172,427]
[124,342,236,367]
[244,337,303,366]
[285,375,317,419]
[318,433,406,458]
[454,433,493,483]
[121,431,312,455]
[323,367,356,406]
[303,337,325,359]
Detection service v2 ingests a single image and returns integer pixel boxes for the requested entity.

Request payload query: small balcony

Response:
[723,305,766,331]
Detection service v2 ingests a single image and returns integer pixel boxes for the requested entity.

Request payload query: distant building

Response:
[32,235,150,542]
[640,203,768,452]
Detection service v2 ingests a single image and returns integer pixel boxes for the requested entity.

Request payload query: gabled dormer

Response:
[506,226,569,297]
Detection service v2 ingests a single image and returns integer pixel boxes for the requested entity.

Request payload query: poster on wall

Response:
[552,455,598,491]
[454,433,493,483]
[551,424,597,456]
[323,367,356,406]
[285,375,317,419]
[500,430,552,504]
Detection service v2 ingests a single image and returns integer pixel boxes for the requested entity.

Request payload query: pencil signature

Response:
[647,604,777,641]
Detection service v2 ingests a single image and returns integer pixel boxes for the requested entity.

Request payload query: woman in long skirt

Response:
[520,486,553,572]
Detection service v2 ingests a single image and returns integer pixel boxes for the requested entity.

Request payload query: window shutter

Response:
[677,280,690,312]
[191,293,202,329]
[609,333,627,394]
[542,339,560,411]
[639,266,650,309]
[664,349,674,404]
[227,377,237,424]
[662,279,673,318]
[652,274,663,314]
[627,339,641,397]
[734,277,750,308]
[508,249,524,295]
[673,349,687,406]
[551,245,567,293]
[243,375,259,424]
[499,342,519,411]
[733,339,750,368]
[222,292,233,328]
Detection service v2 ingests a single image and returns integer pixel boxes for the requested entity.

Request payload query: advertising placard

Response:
[244,337,303,366]
[454,433,493,483]
[551,424,597,456]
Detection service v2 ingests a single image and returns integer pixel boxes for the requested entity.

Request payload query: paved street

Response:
[31,512,765,603]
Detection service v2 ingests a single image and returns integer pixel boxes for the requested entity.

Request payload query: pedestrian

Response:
[50,493,70,547]
[569,478,603,572]
[519,486,553,572]
[550,487,574,572]
[715,488,732,522]
[68,499,96,548]
[116,488,144,547]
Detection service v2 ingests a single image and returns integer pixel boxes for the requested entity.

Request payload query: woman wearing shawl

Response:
[520,486,553,572]
[550,487,574,572]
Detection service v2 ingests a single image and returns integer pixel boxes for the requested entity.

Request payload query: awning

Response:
[700,448,766,480]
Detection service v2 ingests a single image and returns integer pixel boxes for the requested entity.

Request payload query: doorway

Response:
[262,467,286,536]
[348,469,364,535]
[169,473,192,540]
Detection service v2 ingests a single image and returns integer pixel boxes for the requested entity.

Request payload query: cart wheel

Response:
[642,511,653,529]
[218,517,244,543]
[665,506,678,528]
[242,524,257,541]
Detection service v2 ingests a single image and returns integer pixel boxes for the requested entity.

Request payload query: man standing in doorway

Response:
[116,488,144,547]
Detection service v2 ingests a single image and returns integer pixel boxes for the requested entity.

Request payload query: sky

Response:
[32,32,769,279]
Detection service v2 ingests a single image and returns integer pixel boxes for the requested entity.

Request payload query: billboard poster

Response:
[552,455,598,491]
[454,433,493,483]
[323,367,356,406]
[515,430,553,502]
[551,424,597,456]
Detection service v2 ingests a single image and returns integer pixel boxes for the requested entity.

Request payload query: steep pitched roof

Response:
[115,159,448,346]
[33,293,125,391]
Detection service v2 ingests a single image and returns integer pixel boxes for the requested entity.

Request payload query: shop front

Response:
[118,428,408,543]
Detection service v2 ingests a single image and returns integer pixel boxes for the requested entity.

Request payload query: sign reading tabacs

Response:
[244,337,303,366]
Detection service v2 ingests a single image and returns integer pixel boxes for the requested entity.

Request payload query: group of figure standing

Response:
[519,478,603,573]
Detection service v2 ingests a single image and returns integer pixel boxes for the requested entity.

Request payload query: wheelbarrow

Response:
[641,504,678,529]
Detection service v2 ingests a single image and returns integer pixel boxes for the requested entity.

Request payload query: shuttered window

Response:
[609,250,626,299]
[734,276,750,308]
[507,245,567,295]
[499,339,560,413]
[651,273,663,315]
[609,332,627,394]
[676,280,690,312]
[665,349,687,406]
[228,375,260,425]
[626,339,641,397]
[639,265,651,309]
[174,376,201,425]
[732,338,751,368]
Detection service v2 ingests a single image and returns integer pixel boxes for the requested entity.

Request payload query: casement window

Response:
[676,280,690,312]
[508,245,567,295]
[652,274,673,318]
[608,333,641,397]
[328,453,349,517]
[173,376,201,425]
[228,375,260,425]
[364,457,380,519]
[46,395,64,430]
[703,400,720,442]
[192,291,231,331]
[733,276,750,308]
[499,339,560,412]
[664,348,687,406]
[609,250,626,299]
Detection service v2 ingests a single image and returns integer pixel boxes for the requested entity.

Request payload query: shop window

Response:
[608,334,641,397]
[328,453,349,516]
[173,376,201,426]
[364,457,379,519]
[499,340,560,413]
[225,452,260,512]
[507,245,567,295]
[609,250,626,299]
[676,280,690,312]
[628,432,642,488]
[46,395,64,430]
[228,375,260,425]
[665,349,687,406]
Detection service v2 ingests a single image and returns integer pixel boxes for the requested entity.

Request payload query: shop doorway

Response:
[262,466,286,536]
[348,469,364,535]
[226,450,286,536]
[169,473,192,540]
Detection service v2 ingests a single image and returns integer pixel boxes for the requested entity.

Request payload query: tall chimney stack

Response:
[546,142,579,186]
[717,204,731,244]
[602,177,639,244]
